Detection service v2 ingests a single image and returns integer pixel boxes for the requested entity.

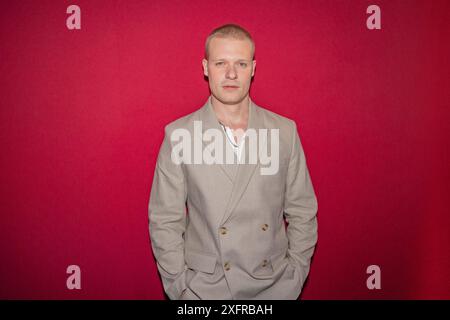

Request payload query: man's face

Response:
[202,37,256,105]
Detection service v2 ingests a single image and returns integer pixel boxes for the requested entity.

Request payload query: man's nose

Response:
[225,66,238,79]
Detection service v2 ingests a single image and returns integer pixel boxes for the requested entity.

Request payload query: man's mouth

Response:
[223,85,239,90]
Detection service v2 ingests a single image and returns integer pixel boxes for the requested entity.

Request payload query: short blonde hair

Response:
[205,24,255,59]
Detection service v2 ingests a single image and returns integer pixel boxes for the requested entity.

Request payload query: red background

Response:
[1,0,449,299]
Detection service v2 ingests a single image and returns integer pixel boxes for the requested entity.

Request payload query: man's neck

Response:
[211,95,249,131]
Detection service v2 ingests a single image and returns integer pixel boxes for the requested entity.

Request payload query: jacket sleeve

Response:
[283,120,318,289]
[148,125,188,300]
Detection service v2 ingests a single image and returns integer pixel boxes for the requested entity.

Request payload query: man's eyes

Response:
[214,62,248,67]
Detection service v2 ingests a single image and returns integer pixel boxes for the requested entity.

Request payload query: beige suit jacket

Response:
[148,96,318,300]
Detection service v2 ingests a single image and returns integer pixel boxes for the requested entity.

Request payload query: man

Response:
[148,24,318,300]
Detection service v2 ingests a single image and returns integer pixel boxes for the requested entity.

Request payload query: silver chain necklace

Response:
[219,122,239,148]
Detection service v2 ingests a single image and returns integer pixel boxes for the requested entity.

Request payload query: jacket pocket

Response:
[185,250,217,274]
[179,287,200,300]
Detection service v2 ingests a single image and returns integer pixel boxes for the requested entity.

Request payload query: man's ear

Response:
[202,59,208,77]
[251,60,256,77]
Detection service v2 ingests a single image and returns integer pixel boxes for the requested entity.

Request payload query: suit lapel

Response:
[197,96,266,225]
[197,96,238,182]
[219,97,265,225]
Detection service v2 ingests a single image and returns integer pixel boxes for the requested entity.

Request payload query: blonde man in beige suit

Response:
[148,24,318,300]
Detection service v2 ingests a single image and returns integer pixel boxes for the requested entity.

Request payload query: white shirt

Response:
[220,123,247,162]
